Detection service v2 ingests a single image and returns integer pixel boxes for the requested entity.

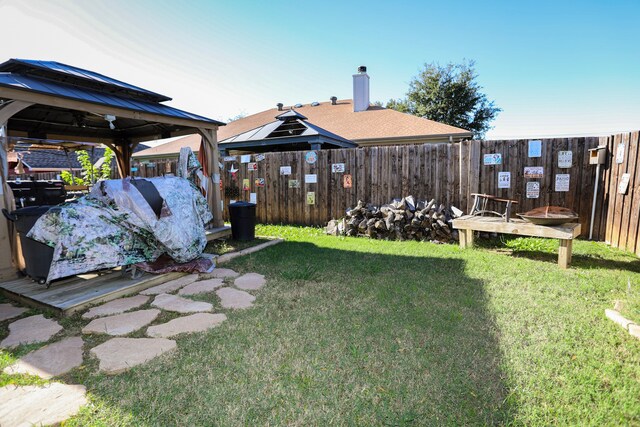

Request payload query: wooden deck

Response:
[206,225,232,241]
[0,269,184,315]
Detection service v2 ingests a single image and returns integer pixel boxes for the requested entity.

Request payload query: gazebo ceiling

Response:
[3,102,188,140]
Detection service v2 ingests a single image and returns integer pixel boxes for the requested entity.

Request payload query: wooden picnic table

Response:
[452,215,581,269]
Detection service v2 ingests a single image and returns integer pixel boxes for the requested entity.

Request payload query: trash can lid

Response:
[228,201,256,207]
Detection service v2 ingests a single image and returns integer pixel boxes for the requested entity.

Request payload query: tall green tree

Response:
[387,60,500,139]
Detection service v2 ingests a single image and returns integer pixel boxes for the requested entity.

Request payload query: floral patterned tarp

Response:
[28,176,212,283]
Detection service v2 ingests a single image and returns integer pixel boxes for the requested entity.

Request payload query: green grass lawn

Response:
[2,225,639,425]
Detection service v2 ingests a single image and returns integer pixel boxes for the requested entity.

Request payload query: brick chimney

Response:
[352,66,370,112]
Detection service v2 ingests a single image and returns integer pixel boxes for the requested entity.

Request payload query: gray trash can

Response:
[228,201,256,241]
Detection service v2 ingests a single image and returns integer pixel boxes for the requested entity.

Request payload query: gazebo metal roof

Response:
[219,109,356,154]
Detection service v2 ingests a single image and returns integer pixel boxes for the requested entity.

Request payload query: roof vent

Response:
[277,103,283,111]
[311,101,319,107]
[330,96,337,105]
[358,65,367,73]
[294,103,303,108]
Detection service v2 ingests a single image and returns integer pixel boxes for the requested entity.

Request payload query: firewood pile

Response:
[326,196,463,243]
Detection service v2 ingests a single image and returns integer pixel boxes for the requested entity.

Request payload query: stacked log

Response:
[326,196,463,243]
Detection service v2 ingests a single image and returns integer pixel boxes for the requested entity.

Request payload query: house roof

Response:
[218,99,472,143]
[10,144,149,171]
[131,134,201,159]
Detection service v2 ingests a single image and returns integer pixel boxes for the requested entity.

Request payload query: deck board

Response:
[0,270,183,315]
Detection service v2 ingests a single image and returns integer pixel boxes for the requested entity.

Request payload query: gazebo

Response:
[0,59,225,281]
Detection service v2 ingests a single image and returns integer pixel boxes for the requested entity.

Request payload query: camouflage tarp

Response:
[28,176,212,283]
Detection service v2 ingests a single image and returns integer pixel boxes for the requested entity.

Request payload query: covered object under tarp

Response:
[28,176,212,283]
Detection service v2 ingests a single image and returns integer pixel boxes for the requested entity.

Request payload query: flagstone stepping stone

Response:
[140,274,199,295]
[216,287,255,309]
[200,268,240,279]
[3,336,84,379]
[146,313,227,338]
[90,337,176,374]
[234,273,266,291]
[82,295,150,319]
[152,293,213,313]
[0,382,87,427]
[0,315,62,348]
[0,303,27,322]
[178,278,224,296]
[82,309,160,336]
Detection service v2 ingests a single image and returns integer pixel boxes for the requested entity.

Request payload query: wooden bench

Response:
[452,215,581,268]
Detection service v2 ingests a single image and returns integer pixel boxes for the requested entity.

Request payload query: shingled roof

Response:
[218,99,472,144]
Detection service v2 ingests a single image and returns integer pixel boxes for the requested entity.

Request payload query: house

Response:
[8,143,150,176]
[132,67,472,160]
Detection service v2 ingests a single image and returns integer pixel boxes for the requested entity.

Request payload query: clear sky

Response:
[1,0,638,139]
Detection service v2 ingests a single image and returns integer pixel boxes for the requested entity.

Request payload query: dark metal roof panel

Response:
[0,73,224,126]
[0,59,172,102]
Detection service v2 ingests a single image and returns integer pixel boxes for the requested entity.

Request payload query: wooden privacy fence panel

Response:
[461,137,603,239]
[602,131,640,255]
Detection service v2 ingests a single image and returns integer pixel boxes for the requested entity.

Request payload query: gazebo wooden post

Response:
[0,101,33,279]
[107,139,138,179]
[198,127,224,228]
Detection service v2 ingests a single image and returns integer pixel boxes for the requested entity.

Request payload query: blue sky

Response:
[1,0,638,138]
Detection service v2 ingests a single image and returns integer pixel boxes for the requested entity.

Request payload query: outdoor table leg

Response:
[558,239,573,269]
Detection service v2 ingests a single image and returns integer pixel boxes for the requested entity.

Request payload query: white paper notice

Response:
[331,163,345,173]
[280,166,292,175]
[526,181,540,198]
[555,174,570,192]
[498,172,511,189]
[249,192,257,204]
[528,140,542,158]
[240,154,251,163]
[558,151,572,168]
[616,142,625,164]
[305,174,317,183]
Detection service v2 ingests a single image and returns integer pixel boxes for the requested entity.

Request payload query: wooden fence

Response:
[201,136,606,238]
[600,131,640,255]
[13,132,639,253]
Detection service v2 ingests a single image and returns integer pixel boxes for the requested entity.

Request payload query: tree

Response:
[61,147,114,185]
[386,60,500,139]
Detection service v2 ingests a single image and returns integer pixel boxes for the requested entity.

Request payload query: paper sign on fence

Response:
[498,172,511,189]
[555,174,570,192]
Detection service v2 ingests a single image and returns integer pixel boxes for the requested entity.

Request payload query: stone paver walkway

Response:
[82,309,160,336]
[1,315,63,348]
[152,293,213,313]
[82,295,150,319]
[147,313,227,338]
[4,336,84,379]
[0,303,27,322]
[178,278,224,296]
[234,273,266,291]
[0,383,87,427]
[140,274,199,295]
[216,287,256,309]
[0,269,269,423]
[90,337,177,374]
[201,268,239,279]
